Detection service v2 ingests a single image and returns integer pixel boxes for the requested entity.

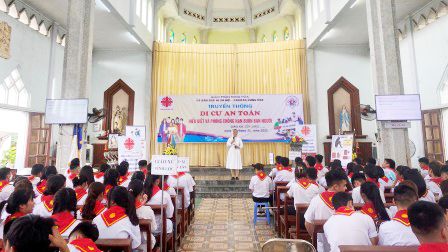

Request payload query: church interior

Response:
[1,0,448,251]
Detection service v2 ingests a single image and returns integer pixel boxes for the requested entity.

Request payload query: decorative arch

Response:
[103,79,135,134]
[0,67,29,107]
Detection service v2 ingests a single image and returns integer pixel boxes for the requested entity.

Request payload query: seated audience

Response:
[36,166,57,195]
[117,161,131,187]
[351,173,366,188]
[249,163,273,209]
[354,157,363,166]
[273,157,294,183]
[286,167,319,206]
[404,169,436,203]
[378,166,394,188]
[0,168,15,202]
[67,222,102,252]
[131,171,146,182]
[103,168,120,201]
[33,175,66,217]
[80,182,106,220]
[318,161,342,189]
[94,164,110,183]
[80,165,95,185]
[409,201,448,251]
[66,158,81,189]
[29,164,44,187]
[352,166,386,204]
[359,182,390,221]
[440,180,448,196]
[144,175,174,234]
[269,156,283,178]
[324,192,378,252]
[169,170,194,207]
[73,175,88,205]
[378,183,420,246]
[419,157,430,179]
[382,158,397,181]
[0,189,34,239]
[138,160,149,176]
[367,158,377,166]
[392,165,410,189]
[93,186,142,249]
[315,154,326,176]
[426,161,443,199]
[440,165,448,181]
[51,188,81,238]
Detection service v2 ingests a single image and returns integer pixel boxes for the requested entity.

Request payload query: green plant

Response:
[0,145,16,167]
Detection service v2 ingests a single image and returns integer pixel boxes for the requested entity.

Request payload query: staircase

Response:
[190,167,273,198]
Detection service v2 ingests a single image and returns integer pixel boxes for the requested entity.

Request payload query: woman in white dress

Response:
[226,129,243,180]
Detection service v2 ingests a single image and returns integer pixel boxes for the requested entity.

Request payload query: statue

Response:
[340,105,350,132]
[112,105,127,134]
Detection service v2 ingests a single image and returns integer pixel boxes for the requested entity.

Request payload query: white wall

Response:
[89,50,151,144]
[313,45,377,159]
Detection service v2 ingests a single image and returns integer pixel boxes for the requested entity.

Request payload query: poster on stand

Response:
[177,157,190,172]
[330,135,354,168]
[294,124,317,156]
[151,155,178,175]
[118,136,142,172]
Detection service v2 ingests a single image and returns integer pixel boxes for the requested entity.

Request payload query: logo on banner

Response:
[301,126,311,136]
[161,96,173,108]
[285,96,300,108]
[124,138,135,150]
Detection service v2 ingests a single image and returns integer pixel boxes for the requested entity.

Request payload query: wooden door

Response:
[422,110,445,162]
[25,113,52,167]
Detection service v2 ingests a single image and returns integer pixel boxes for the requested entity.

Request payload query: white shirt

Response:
[304,194,336,252]
[93,213,142,249]
[33,201,53,217]
[378,219,419,246]
[324,212,377,252]
[136,205,157,250]
[420,190,436,203]
[426,181,442,200]
[269,168,278,177]
[383,168,397,182]
[422,170,429,179]
[77,194,88,206]
[60,219,82,238]
[273,170,295,183]
[287,179,319,205]
[168,174,193,207]
[146,190,174,234]
[29,176,40,187]
[226,136,243,170]
[317,167,329,181]
[249,174,273,198]
[352,186,386,204]
[66,177,74,189]
[318,176,327,189]
[94,175,104,184]
[0,184,14,202]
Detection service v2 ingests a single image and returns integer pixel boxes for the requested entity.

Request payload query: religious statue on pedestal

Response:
[340,105,350,132]
[112,105,127,134]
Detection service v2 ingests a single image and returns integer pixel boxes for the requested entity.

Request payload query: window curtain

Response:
[150,40,308,167]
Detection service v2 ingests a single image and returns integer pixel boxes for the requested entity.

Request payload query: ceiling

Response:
[184,0,271,10]
[318,0,433,46]
[21,0,144,49]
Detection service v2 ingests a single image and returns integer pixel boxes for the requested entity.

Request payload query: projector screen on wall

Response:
[45,99,89,124]
[375,94,422,121]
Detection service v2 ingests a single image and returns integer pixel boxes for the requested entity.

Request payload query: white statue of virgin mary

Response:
[340,105,350,132]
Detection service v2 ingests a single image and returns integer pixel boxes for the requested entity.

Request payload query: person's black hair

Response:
[333,159,342,165]
[332,192,352,210]
[354,157,363,165]
[418,157,429,165]
[131,171,145,182]
[104,168,119,187]
[409,201,445,236]
[0,167,11,180]
[384,159,395,169]
[367,158,376,166]
[252,163,264,171]
[68,221,99,241]
[73,175,88,188]
[70,158,80,170]
[305,156,316,167]
[99,164,110,173]
[5,189,34,215]
[13,176,30,187]
[117,161,129,177]
[364,164,379,180]
[351,172,366,185]
[138,160,148,167]
[41,166,57,180]
[441,165,448,175]
[346,163,355,174]
[325,169,348,188]
[43,175,66,196]
[82,182,105,220]
[315,154,323,163]
[144,175,161,201]
[377,166,385,178]
[128,179,145,200]
[80,166,95,185]
[147,163,152,175]
[330,161,342,171]
[31,164,44,176]
[438,195,448,212]
[441,180,448,196]
[280,157,290,167]
[53,188,77,219]
[4,215,56,252]
[108,186,138,226]
[305,168,317,180]
[361,182,390,221]
[394,183,418,207]
[403,169,427,198]
[295,157,303,165]
[396,166,410,176]
[429,161,442,177]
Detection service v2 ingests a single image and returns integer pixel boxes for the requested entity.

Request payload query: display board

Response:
[330,135,353,168]
[375,94,422,121]
[156,94,304,142]
[45,99,89,124]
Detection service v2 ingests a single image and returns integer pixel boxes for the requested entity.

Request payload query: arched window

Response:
[273,31,278,42]
[261,34,266,43]
[0,68,29,107]
[284,27,290,40]
[169,29,174,43]
[181,33,186,43]
[192,36,198,44]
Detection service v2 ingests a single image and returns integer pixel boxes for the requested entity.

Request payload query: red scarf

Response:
[75,187,87,201]
[422,165,429,171]
[276,164,282,170]
[100,206,127,227]
[172,172,186,179]
[118,175,128,185]
[27,176,35,182]
[393,209,410,226]
[69,238,102,252]
[431,177,442,186]
[95,172,104,179]
[277,166,284,171]
[360,202,378,219]
[136,199,143,209]
[51,212,77,234]
[104,185,113,199]
[142,169,148,176]
[284,166,293,172]
[366,177,380,188]
[381,176,389,183]
[69,173,78,181]
[334,206,356,216]
[315,163,324,171]
[348,172,353,179]
[152,185,161,197]
[297,178,318,189]
[163,183,171,191]
[4,212,26,226]
[257,172,267,181]
[36,180,47,194]
[320,191,336,210]
[81,200,106,216]
[0,180,9,191]
[418,243,448,252]
[41,195,54,212]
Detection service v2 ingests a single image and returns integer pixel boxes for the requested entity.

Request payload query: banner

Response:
[157,94,304,143]
[177,157,190,172]
[330,135,353,168]
[118,136,142,172]
[151,155,178,175]
[295,125,317,154]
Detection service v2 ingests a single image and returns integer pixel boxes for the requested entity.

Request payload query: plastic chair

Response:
[254,202,270,225]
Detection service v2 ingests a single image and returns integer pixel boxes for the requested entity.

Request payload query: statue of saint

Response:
[340,105,350,132]
[112,105,125,134]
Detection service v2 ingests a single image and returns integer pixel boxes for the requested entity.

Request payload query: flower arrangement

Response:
[289,136,307,152]
[164,144,178,155]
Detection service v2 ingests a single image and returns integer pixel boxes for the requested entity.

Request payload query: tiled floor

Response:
[180,198,276,252]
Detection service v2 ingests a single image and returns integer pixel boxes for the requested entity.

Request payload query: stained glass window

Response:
[273,31,278,42]
[284,27,290,40]
[0,68,29,107]
[169,29,174,43]
[261,35,266,43]
[192,36,198,44]
[181,33,186,43]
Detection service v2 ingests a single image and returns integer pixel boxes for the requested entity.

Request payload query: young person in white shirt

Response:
[378,182,420,246]
[359,182,391,221]
[404,169,436,203]
[318,161,342,190]
[0,168,15,202]
[273,157,294,183]
[269,156,283,178]
[286,168,319,206]
[117,161,131,188]
[79,182,106,220]
[324,192,378,252]
[67,222,102,252]
[51,188,81,238]
[144,175,174,234]
[249,163,273,209]
[382,158,397,182]
[72,175,88,206]
[426,161,443,200]
[352,165,386,204]
[169,172,193,207]
[93,186,142,249]
[33,175,66,217]
[0,189,34,240]
[94,164,110,183]
[315,154,327,180]
[304,168,348,252]
[28,164,44,190]
[418,157,430,179]
[65,158,81,189]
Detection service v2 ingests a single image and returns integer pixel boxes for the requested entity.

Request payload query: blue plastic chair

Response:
[254,202,270,225]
